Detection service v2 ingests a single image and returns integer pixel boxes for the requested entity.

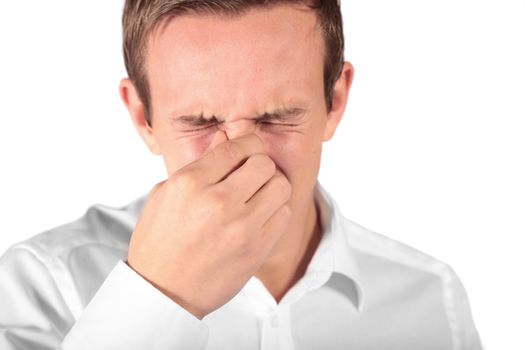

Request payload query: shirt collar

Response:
[305,180,365,312]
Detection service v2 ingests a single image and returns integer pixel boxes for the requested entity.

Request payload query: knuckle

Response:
[150,180,165,193]
[207,186,230,209]
[206,186,233,217]
[170,169,198,191]
[227,221,253,252]
[145,181,166,201]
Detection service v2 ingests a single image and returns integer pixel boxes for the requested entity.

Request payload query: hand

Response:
[126,130,292,320]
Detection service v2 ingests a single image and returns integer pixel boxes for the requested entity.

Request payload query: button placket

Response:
[261,311,279,350]
[260,304,296,350]
[269,313,280,328]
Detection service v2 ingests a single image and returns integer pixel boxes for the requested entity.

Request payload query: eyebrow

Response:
[172,107,307,126]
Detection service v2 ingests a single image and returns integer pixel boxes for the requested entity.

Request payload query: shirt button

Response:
[270,314,280,328]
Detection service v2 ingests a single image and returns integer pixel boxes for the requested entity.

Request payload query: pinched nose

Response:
[220,118,257,140]
[220,119,270,153]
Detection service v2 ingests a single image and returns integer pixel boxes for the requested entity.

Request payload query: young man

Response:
[0,1,483,349]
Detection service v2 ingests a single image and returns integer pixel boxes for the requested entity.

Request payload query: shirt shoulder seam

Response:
[9,242,85,320]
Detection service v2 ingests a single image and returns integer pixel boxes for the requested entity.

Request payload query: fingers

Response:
[219,154,276,203]
[194,132,267,185]
[202,130,229,157]
[255,202,293,262]
[243,169,292,229]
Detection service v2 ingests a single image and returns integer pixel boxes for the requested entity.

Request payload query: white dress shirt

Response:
[0,181,483,350]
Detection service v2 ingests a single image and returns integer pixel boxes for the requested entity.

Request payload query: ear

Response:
[323,61,355,141]
[119,78,161,155]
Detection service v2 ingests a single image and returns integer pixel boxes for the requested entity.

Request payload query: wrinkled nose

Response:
[220,118,258,141]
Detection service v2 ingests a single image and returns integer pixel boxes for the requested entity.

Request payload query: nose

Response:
[220,118,258,141]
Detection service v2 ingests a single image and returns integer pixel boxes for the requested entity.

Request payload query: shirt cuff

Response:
[61,259,209,350]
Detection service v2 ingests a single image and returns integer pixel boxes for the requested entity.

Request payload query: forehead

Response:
[146,4,325,116]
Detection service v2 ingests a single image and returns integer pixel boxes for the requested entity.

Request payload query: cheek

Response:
[162,133,216,175]
[263,132,320,183]
[185,132,217,158]
[265,133,299,169]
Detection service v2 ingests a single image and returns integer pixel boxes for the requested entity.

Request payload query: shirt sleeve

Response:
[444,264,484,350]
[0,247,75,350]
[0,246,210,350]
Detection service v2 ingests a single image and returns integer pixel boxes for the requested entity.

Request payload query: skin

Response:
[120,4,354,307]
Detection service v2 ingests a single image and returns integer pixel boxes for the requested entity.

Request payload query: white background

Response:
[1,1,523,349]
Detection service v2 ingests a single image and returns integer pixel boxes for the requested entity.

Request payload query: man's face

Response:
[122,4,353,215]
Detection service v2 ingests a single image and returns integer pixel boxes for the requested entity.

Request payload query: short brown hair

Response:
[122,0,344,127]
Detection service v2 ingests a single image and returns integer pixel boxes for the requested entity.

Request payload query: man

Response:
[0,0,483,349]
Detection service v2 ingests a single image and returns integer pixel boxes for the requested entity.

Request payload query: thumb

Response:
[204,130,228,155]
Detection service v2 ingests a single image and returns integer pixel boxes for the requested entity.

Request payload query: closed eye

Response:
[257,121,299,127]
[182,120,300,134]
[183,124,217,133]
